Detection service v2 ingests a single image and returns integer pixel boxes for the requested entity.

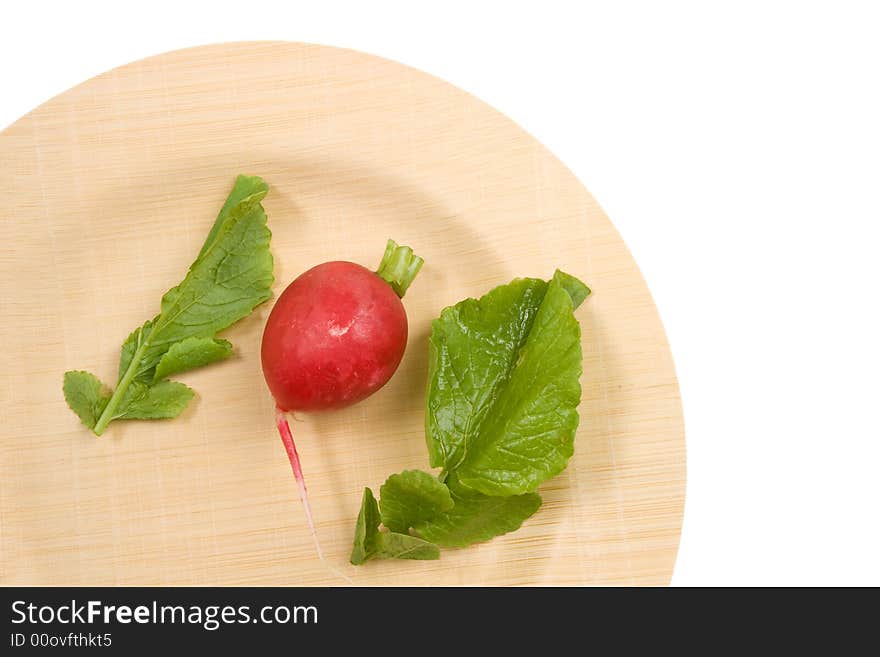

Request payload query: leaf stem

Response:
[375,239,424,298]
[93,341,148,435]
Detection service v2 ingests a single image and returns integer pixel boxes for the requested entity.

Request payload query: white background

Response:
[3,1,878,586]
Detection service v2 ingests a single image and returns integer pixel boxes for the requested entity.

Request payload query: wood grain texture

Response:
[0,42,685,586]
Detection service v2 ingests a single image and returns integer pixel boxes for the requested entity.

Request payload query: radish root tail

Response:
[275,405,323,560]
[274,406,354,585]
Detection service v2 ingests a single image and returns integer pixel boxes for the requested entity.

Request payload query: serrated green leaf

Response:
[351,487,441,564]
[413,484,542,548]
[426,270,584,495]
[114,380,195,420]
[124,176,273,384]
[66,175,275,435]
[153,336,233,382]
[62,371,111,430]
[352,270,587,562]
[379,470,454,533]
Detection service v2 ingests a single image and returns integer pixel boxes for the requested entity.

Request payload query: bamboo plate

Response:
[0,42,685,586]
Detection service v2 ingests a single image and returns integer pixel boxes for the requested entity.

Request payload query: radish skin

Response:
[262,261,409,411]
[262,240,423,562]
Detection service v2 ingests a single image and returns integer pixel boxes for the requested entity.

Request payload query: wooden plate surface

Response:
[0,42,685,585]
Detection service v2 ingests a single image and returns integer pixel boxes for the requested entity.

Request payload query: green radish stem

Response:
[375,239,424,298]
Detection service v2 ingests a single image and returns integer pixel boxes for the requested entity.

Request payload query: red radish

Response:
[262,239,423,559]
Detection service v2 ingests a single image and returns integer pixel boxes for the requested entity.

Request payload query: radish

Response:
[262,239,423,560]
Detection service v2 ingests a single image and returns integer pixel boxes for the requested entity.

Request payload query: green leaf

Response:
[350,270,588,562]
[375,532,440,560]
[62,371,111,430]
[425,277,547,471]
[426,270,584,495]
[153,336,233,382]
[350,488,382,565]
[379,470,454,533]
[350,488,441,564]
[114,380,195,420]
[198,175,268,260]
[553,269,591,309]
[131,175,273,382]
[118,320,153,382]
[413,482,542,548]
[64,175,275,435]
